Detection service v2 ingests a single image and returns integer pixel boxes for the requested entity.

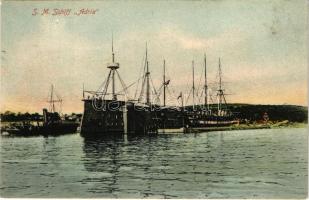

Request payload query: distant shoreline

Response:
[2,120,307,136]
[182,121,308,134]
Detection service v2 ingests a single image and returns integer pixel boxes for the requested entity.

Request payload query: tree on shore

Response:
[1,111,43,122]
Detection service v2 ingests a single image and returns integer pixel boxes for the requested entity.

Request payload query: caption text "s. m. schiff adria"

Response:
[32,8,99,16]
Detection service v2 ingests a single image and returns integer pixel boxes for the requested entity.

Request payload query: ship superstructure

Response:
[81,38,125,136]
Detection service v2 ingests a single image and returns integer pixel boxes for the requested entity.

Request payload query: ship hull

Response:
[1,122,79,137]
[80,99,125,137]
[80,99,238,137]
[80,99,159,137]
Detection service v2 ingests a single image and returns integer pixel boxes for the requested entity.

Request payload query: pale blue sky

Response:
[1,0,308,113]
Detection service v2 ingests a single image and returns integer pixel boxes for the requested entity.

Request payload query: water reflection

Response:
[45,129,309,198]
[42,137,61,166]
[81,134,174,198]
[1,129,307,198]
[82,135,123,196]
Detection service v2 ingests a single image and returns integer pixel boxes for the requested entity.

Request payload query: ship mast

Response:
[192,60,195,110]
[137,43,152,105]
[100,35,121,101]
[219,58,222,91]
[48,84,62,113]
[163,60,166,107]
[218,58,221,115]
[146,44,150,105]
[110,35,118,100]
[204,54,208,111]
[50,84,55,112]
[217,57,227,116]
[86,35,130,103]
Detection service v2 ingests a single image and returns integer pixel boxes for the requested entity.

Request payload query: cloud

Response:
[113,25,307,106]
[157,26,246,51]
[2,16,103,112]
[1,14,307,114]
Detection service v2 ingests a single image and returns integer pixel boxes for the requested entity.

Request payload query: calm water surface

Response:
[0,128,307,198]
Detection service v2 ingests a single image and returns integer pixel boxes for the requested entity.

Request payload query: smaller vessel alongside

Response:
[1,85,79,137]
[186,57,238,131]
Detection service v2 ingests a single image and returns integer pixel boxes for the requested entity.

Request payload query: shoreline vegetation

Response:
[210,121,307,131]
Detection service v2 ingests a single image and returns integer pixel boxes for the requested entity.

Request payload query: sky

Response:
[1,0,308,113]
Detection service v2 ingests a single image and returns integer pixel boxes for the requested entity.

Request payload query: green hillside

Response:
[227,104,307,123]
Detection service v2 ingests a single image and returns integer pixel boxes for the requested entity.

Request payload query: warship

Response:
[80,42,159,137]
[80,40,237,137]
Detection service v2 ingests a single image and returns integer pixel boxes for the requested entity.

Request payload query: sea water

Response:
[0,128,307,198]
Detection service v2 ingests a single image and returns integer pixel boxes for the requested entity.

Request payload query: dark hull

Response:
[155,108,186,129]
[80,99,237,137]
[80,100,125,137]
[156,108,237,131]
[126,104,159,135]
[188,114,237,128]
[1,123,79,137]
[80,100,159,137]
[40,123,79,136]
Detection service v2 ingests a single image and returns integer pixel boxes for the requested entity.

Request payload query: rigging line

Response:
[59,100,62,115]
[102,70,112,99]
[134,53,146,100]
[115,70,128,90]
[138,54,148,102]
[52,86,61,100]
[196,90,203,105]
[116,73,145,97]
[184,79,192,97]
[156,84,164,99]
[222,93,228,108]
[92,92,124,95]
[166,87,173,105]
[54,89,62,103]
[199,88,205,103]
[149,75,158,96]
[166,86,179,106]
[83,91,106,94]
[166,85,177,104]
[209,93,215,104]
[95,67,112,93]
[165,66,187,105]
[185,88,192,106]
[115,70,129,98]
[152,91,160,105]
[195,66,204,99]
[165,69,178,100]
[96,73,109,94]
[150,75,160,104]
[169,85,180,103]
[55,93,62,101]
[138,73,147,102]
